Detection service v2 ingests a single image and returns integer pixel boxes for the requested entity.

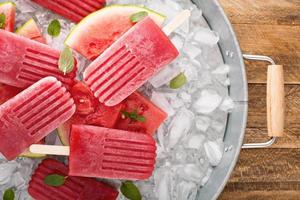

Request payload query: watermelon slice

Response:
[16,18,46,44]
[65,5,166,60]
[116,92,167,135]
[57,82,123,145]
[0,2,16,31]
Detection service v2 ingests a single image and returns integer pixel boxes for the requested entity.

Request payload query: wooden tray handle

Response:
[267,65,285,137]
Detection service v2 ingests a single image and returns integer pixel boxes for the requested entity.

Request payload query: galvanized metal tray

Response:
[193,0,248,199]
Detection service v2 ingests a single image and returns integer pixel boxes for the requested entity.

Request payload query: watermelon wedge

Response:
[57,82,123,145]
[116,92,167,135]
[16,18,46,44]
[65,5,166,60]
[0,2,16,31]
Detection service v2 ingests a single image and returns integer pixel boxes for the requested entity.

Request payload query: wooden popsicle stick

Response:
[267,65,285,137]
[162,10,191,36]
[30,144,70,156]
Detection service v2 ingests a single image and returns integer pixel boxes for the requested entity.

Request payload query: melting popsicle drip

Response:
[18,48,74,87]
[84,45,145,104]
[32,0,105,22]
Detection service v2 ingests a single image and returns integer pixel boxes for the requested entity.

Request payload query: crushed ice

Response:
[0,0,234,199]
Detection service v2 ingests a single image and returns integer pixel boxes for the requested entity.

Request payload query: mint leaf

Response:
[121,110,146,122]
[47,19,61,37]
[121,181,141,200]
[130,11,148,23]
[3,188,14,200]
[44,174,66,187]
[170,72,187,89]
[58,46,75,74]
[0,13,6,29]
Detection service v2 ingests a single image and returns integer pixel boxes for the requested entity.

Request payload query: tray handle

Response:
[242,54,285,149]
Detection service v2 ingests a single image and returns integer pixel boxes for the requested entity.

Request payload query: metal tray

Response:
[193,0,248,199]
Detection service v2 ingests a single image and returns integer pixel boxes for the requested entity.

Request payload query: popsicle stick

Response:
[162,10,191,36]
[30,144,70,156]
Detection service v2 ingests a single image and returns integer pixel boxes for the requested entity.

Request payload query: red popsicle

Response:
[69,125,157,180]
[30,125,157,180]
[29,158,118,200]
[0,77,75,160]
[0,30,77,89]
[31,0,106,23]
[83,17,179,106]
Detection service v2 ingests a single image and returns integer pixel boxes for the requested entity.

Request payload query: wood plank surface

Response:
[218,0,300,199]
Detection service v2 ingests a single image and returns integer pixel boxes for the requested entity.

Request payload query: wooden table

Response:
[218,0,300,199]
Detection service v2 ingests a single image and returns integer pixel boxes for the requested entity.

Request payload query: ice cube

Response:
[178,164,204,182]
[183,43,202,59]
[204,140,224,166]
[12,172,26,190]
[212,64,230,75]
[196,70,212,89]
[149,66,181,88]
[195,115,211,132]
[154,168,172,200]
[179,92,192,103]
[167,108,194,148]
[156,125,166,149]
[201,167,213,186]
[220,97,235,112]
[171,34,185,50]
[176,181,198,200]
[170,98,185,109]
[193,90,222,114]
[186,134,205,150]
[151,92,175,117]
[194,27,219,46]
[182,64,199,81]
[0,162,18,185]
[15,0,39,13]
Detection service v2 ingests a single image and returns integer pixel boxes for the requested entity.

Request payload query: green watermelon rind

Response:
[57,125,70,146]
[0,2,16,7]
[65,4,166,47]
[15,18,34,34]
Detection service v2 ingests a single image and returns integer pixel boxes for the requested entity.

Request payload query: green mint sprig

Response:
[47,19,61,37]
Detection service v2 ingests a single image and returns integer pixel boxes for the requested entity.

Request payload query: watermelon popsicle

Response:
[31,0,106,23]
[0,77,76,160]
[0,30,77,89]
[29,158,118,200]
[83,10,191,106]
[30,125,157,180]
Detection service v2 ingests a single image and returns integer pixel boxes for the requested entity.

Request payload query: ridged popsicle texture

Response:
[31,0,106,22]
[29,158,119,200]
[0,30,77,89]
[0,77,76,160]
[69,125,157,180]
[83,17,179,106]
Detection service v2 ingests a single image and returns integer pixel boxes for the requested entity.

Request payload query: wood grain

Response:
[248,84,300,128]
[236,25,300,84]
[218,0,300,199]
[219,191,300,200]
[219,0,300,25]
